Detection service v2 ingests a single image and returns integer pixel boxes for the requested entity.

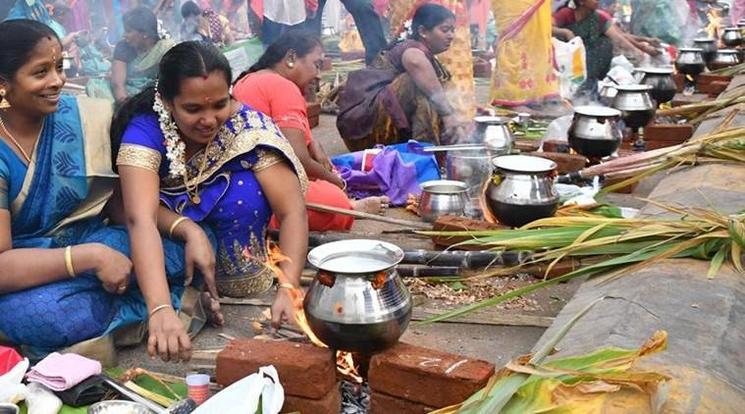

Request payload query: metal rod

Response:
[422,144,487,152]
[102,376,167,414]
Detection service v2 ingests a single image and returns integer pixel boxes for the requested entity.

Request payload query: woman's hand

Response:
[91,244,133,294]
[308,140,333,172]
[441,114,467,145]
[147,307,192,362]
[561,29,576,41]
[180,222,224,326]
[180,222,218,296]
[271,286,304,328]
[640,42,661,56]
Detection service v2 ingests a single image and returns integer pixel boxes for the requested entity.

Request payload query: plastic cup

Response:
[186,373,210,405]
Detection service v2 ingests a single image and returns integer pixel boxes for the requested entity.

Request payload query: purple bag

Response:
[332,141,440,206]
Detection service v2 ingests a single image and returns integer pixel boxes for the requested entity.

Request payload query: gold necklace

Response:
[183,138,214,205]
[0,114,33,164]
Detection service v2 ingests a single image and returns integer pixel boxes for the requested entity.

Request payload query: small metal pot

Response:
[721,27,743,48]
[304,240,412,353]
[568,106,623,158]
[418,180,468,222]
[612,84,656,131]
[708,49,741,70]
[485,155,559,227]
[675,48,706,77]
[471,116,513,155]
[635,67,677,105]
[692,38,718,66]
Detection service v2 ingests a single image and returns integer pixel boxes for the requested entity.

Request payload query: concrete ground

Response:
[118,81,638,381]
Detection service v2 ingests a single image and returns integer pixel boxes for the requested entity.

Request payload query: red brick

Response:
[216,339,336,399]
[698,80,729,96]
[368,342,495,408]
[531,152,587,174]
[370,391,434,414]
[282,386,341,414]
[643,124,693,143]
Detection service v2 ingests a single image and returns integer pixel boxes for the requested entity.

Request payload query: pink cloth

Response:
[26,352,102,391]
[733,0,745,24]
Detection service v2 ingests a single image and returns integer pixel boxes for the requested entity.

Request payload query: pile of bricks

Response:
[368,342,495,413]
[215,339,495,414]
[216,339,340,413]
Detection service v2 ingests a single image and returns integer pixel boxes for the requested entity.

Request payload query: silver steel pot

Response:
[568,106,623,158]
[485,155,559,227]
[418,180,468,222]
[304,239,412,353]
[471,116,513,154]
[708,49,741,70]
[692,38,718,67]
[721,27,743,47]
[612,84,656,132]
[675,47,706,76]
[635,67,677,105]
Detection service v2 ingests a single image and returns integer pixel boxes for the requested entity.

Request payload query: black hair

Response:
[110,41,233,167]
[123,6,159,40]
[234,29,321,83]
[181,1,201,19]
[410,3,455,40]
[0,19,61,83]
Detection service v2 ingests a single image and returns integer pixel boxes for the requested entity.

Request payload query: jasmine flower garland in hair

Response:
[153,81,186,178]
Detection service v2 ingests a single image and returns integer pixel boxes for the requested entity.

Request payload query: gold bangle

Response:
[149,304,172,318]
[278,282,297,290]
[168,216,190,239]
[64,246,76,278]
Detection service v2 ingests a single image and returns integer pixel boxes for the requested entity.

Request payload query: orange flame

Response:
[265,243,363,382]
[336,351,363,384]
[706,8,723,41]
[264,242,327,348]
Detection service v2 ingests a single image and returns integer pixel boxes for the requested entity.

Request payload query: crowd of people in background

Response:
[2,0,745,361]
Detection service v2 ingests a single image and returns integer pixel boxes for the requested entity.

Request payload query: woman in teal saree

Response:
[0,19,191,356]
[86,7,176,104]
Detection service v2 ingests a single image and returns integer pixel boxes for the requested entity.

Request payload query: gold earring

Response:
[287,61,295,68]
[0,89,10,110]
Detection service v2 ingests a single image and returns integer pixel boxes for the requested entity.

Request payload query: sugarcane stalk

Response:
[397,265,462,277]
[402,249,529,268]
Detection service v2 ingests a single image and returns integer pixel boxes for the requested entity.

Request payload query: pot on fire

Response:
[635,67,677,106]
[708,49,741,70]
[484,155,559,227]
[567,106,623,159]
[304,239,412,354]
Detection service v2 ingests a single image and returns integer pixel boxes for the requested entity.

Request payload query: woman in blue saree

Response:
[112,41,309,362]
[0,20,197,359]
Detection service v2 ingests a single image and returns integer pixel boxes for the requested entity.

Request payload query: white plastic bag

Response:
[552,37,587,99]
[541,114,574,146]
[0,358,29,404]
[192,365,284,414]
[26,383,62,414]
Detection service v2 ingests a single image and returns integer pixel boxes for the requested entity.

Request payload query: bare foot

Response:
[202,291,225,327]
[351,196,390,215]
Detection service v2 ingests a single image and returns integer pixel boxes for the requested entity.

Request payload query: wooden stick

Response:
[219,297,273,306]
[306,202,432,229]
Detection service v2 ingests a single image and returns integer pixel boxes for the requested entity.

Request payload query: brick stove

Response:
[216,339,495,413]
